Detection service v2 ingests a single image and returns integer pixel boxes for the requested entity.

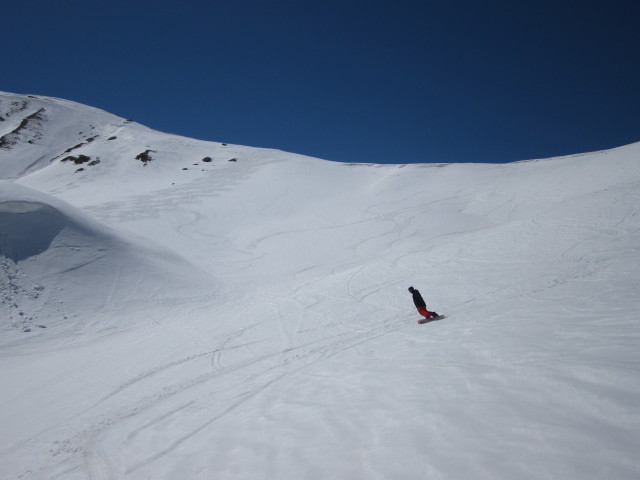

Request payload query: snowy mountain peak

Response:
[1,91,319,204]
[0,92,129,179]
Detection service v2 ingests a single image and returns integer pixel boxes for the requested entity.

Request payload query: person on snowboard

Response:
[408,286,439,320]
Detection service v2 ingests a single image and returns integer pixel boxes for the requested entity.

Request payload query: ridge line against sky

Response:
[3,0,640,164]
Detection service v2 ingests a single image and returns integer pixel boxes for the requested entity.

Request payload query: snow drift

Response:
[0,181,214,336]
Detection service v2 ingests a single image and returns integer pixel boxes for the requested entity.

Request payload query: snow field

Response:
[1,92,639,479]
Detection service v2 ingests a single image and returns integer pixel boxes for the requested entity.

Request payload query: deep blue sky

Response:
[4,1,639,164]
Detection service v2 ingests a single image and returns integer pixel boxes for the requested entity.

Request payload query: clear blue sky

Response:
[4,1,639,164]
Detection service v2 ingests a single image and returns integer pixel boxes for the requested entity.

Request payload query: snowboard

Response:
[418,315,445,324]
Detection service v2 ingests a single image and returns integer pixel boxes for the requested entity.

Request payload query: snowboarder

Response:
[408,286,439,320]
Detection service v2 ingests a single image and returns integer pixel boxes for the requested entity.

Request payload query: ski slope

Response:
[1,91,639,479]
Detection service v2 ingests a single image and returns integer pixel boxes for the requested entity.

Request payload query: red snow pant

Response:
[417,306,437,318]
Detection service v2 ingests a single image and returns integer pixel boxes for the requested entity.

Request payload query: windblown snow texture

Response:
[1,91,639,479]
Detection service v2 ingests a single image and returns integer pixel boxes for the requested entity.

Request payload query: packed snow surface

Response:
[1,92,639,479]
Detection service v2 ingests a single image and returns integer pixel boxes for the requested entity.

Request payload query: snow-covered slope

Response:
[1,91,639,479]
[0,181,214,338]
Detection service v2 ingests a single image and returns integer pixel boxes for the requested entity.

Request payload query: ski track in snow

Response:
[57,302,405,479]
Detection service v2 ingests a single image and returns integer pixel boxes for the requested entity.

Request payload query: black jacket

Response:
[411,289,426,308]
